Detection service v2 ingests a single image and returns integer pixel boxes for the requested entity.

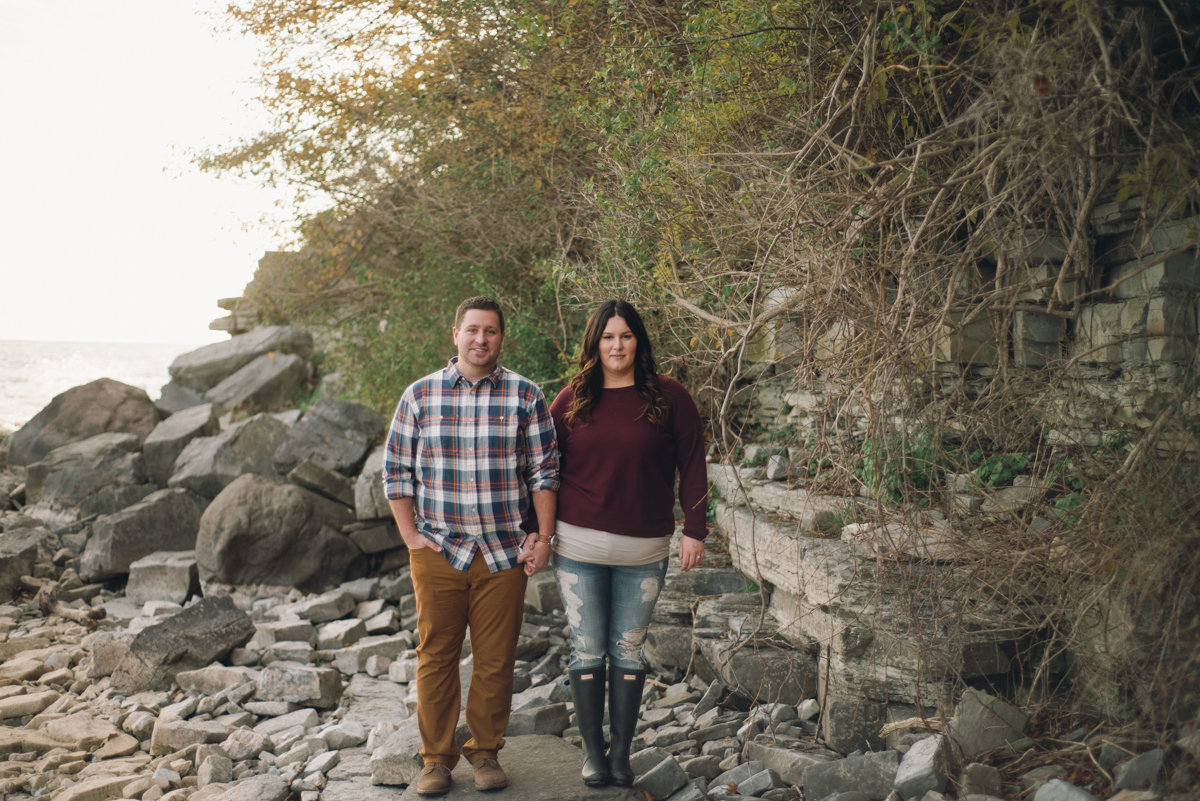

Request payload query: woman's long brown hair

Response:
[564,300,669,431]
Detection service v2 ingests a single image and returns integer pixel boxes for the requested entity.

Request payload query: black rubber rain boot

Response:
[606,666,646,787]
[568,668,610,786]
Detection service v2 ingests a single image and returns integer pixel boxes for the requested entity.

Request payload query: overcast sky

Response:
[0,1,292,345]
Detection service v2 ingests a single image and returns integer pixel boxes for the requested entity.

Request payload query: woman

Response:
[550,299,708,787]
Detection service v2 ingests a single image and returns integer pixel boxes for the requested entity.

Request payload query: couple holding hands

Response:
[383,296,707,795]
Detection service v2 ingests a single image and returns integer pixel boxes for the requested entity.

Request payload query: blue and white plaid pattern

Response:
[383,358,560,572]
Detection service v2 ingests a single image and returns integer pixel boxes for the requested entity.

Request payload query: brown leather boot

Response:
[471,757,508,790]
[415,762,452,795]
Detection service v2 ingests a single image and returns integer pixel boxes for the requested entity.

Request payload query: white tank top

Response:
[552,519,670,566]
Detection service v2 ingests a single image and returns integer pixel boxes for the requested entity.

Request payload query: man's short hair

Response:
[454,296,505,332]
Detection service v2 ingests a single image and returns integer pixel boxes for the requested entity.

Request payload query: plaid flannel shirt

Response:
[382,358,560,572]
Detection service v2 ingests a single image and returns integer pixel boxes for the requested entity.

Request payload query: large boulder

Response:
[167,414,290,499]
[204,353,310,415]
[142,403,219,486]
[273,398,384,476]
[109,595,255,693]
[81,488,210,582]
[196,473,364,589]
[0,528,43,599]
[156,380,206,416]
[7,378,159,466]
[23,432,148,509]
[354,444,391,521]
[168,326,314,393]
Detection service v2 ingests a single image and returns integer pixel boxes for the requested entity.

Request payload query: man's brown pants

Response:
[409,546,528,768]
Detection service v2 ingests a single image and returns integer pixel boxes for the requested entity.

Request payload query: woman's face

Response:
[598,314,637,382]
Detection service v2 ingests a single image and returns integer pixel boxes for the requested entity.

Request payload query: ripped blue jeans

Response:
[552,553,669,670]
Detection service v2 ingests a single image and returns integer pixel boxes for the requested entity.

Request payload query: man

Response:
[383,296,559,795]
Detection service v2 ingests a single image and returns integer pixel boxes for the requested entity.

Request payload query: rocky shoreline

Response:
[0,327,1193,801]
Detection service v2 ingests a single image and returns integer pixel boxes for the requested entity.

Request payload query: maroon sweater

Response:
[550,376,708,541]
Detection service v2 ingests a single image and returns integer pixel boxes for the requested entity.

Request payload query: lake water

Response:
[0,340,205,431]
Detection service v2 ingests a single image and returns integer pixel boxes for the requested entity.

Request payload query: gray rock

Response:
[223,728,276,762]
[169,326,314,393]
[960,763,1001,796]
[1033,779,1101,801]
[894,735,949,800]
[323,721,368,750]
[505,702,570,736]
[75,482,159,520]
[803,750,900,801]
[692,680,725,719]
[738,768,786,796]
[318,618,368,649]
[821,694,885,754]
[110,595,255,693]
[354,445,391,522]
[195,474,362,589]
[511,680,570,713]
[369,718,423,786]
[668,783,708,801]
[620,748,665,780]
[254,708,319,737]
[288,460,356,507]
[82,489,209,581]
[634,755,688,799]
[150,716,232,755]
[0,527,42,600]
[255,620,318,646]
[257,661,343,708]
[645,623,697,673]
[946,689,1028,759]
[698,636,817,705]
[305,749,340,776]
[204,352,309,415]
[347,522,404,555]
[280,589,358,623]
[745,740,836,786]
[143,403,220,486]
[798,699,820,721]
[341,576,381,601]
[7,377,158,466]
[1112,748,1162,791]
[156,380,206,416]
[214,773,291,801]
[125,550,200,605]
[682,755,724,781]
[198,754,234,787]
[525,569,564,614]
[88,631,135,678]
[25,432,147,508]
[273,398,383,476]
[709,760,764,791]
[175,665,259,696]
[168,414,290,499]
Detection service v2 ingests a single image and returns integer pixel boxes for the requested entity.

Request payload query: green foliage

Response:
[968,451,1029,488]
[1047,456,1087,492]
[858,430,950,503]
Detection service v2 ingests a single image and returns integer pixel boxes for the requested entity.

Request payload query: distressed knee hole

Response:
[617,626,648,661]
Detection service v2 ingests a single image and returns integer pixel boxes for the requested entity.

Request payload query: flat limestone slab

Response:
[395,735,642,801]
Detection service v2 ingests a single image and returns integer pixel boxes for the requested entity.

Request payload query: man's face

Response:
[452,309,505,378]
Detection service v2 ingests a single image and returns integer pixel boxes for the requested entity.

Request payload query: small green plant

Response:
[1047,456,1086,491]
[968,451,1029,488]
[706,484,722,522]
[857,430,949,502]
[1054,492,1087,526]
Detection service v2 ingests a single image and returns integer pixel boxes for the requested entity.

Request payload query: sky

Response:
[0,1,294,345]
